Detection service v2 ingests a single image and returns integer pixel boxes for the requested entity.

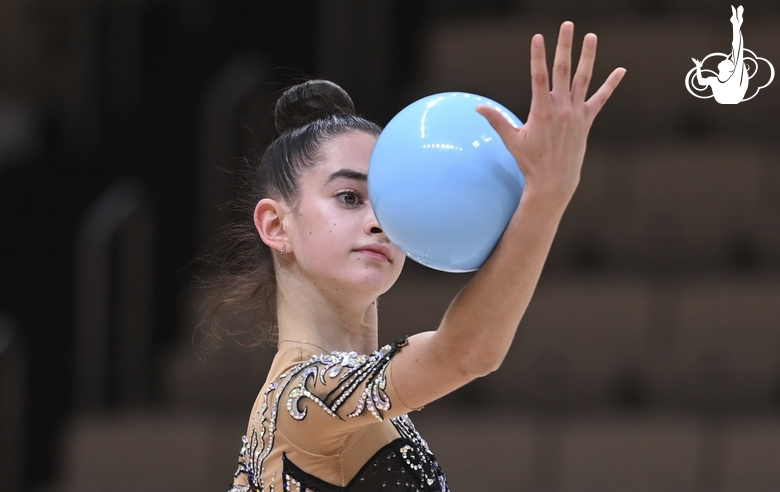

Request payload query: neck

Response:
[275,276,379,355]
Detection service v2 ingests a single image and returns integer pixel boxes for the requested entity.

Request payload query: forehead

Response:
[308,131,377,185]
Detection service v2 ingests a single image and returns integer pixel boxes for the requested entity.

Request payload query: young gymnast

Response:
[199,20,625,492]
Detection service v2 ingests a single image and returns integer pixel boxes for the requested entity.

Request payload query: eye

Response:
[336,190,363,207]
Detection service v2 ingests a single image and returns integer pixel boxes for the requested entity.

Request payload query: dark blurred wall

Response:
[0,1,323,487]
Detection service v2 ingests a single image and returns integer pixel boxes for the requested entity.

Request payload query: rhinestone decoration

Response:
[228,338,448,491]
[286,340,402,422]
[391,415,449,491]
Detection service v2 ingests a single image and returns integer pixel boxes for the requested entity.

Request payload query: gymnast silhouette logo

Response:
[685,5,774,104]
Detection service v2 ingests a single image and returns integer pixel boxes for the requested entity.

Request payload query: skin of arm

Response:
[391,22,626,410]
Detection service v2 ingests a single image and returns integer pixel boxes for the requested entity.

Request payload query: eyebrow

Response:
[324,168,368,185]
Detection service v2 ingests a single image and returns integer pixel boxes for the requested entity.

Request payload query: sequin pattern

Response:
[228,339,448,492]
[286,341,399,422]
[391,415,449,491]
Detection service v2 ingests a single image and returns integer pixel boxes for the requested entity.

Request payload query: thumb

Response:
[476,105,519,143]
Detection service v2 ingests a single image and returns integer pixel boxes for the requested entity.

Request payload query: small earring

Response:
[280,245,286,255]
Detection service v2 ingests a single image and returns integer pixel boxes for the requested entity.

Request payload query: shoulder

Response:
[262,338,409,425]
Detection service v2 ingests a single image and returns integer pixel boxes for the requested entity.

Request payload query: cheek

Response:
[296,209,352,262]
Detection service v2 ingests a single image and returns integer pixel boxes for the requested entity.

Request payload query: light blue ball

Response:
[368,92,525,273]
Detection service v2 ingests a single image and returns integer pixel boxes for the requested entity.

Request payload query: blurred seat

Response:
[55,410,244,492]
[595,141,766,270]
[645,274,780,409]
[752,143,780,269]
[548,141,769,271]
[547,144,613,268]
[509,0,646,15]
[676,0,780,15]
[409,17,538,116]
[409,16,719,139]
[478,273,653,408]
[720,418,780,491]
[161,339,276,411]
[377,263,473,343]
[754,201,780,270]
[555,414,705,492]
[512,0,780,18]
[412,411,539,490]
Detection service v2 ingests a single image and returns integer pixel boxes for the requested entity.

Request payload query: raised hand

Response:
[476,22,626,205]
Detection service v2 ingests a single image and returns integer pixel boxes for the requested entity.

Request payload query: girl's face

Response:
[284,130,405,300]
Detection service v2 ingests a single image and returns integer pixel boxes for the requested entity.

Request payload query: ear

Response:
[254,198,290,253]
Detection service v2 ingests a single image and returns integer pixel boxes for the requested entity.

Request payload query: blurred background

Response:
[0,0,778,491]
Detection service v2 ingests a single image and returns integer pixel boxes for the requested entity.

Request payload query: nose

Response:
[365,205,384,235]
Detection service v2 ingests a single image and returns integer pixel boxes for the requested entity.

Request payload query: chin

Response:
[350,266,401,296]
[314,256,404,298]
[356,275,396,296]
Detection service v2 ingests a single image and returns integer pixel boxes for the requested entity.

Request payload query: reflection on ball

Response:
[369,92,525,273]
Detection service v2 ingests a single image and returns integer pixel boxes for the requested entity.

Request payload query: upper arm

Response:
[276,343,420,450]
[388,331,484,411]
[271,333,490,451]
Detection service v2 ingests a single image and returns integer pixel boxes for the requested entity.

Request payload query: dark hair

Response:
[192,80,382,359]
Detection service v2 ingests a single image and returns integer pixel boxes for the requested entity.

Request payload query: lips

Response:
[355,244,392,262]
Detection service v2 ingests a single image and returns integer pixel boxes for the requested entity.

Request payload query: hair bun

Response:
[274,80,356,135]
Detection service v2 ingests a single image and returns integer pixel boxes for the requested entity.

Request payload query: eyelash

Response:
[336,190,364,208]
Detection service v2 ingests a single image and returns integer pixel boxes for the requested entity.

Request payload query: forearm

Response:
[393,22,624,409]
[436,187,571,375]
[427,21,624,379]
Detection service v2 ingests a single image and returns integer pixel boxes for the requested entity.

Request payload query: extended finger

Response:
[584,67,627,122]
[529,34,552,117]
[571,33,597,104]
[552,21,574,96]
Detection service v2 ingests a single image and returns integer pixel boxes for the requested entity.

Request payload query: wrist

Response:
[518,186,573,217]
[521,182,576,208]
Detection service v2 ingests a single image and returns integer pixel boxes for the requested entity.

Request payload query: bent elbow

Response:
[461,352,504,379]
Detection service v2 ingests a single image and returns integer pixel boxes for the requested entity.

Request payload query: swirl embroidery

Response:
[230,339,409,491]
[287,340,404,422]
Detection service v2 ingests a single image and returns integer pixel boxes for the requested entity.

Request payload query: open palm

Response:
[477,22,626,204]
